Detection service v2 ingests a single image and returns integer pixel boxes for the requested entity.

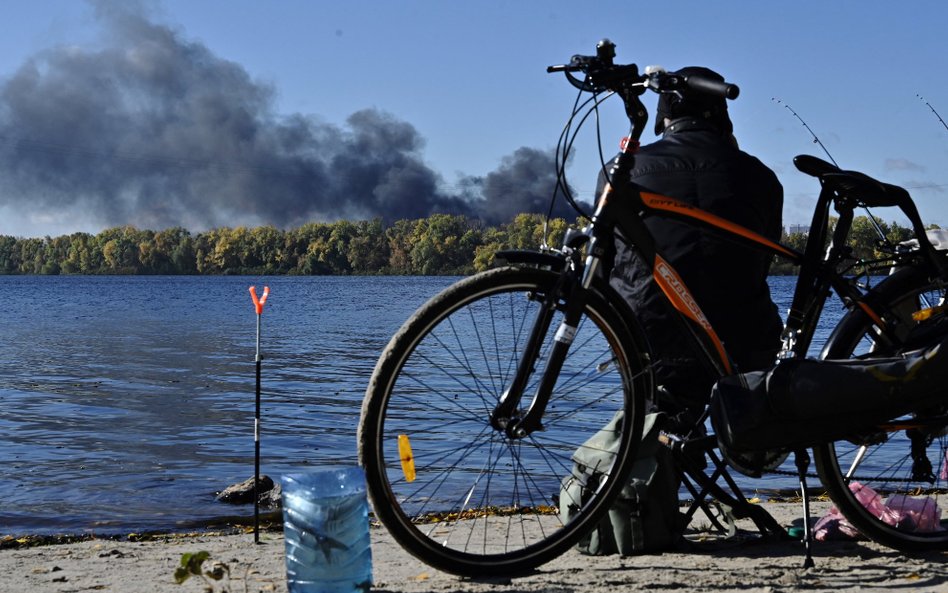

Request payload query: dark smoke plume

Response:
[0,3,579,234]
[476,147,579,224]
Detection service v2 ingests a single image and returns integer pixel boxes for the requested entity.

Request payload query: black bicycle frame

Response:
[491,67,945,438]
[490,151,940,438]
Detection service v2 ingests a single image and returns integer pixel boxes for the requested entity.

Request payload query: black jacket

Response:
[600,118,784,411]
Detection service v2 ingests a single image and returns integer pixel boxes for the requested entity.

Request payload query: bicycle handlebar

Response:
[548,39,739,101]
[674,70,739,100]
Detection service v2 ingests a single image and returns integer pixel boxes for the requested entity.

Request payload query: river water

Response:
[0,274,833,536]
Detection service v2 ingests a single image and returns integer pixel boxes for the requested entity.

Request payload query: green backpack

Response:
[559,412,687,555]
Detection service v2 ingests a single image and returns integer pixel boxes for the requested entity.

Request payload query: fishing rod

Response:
[917,94,948,134]
[772,97,839,167]
[772,97,889,241]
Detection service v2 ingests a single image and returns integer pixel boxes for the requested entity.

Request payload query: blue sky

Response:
[1,0,946,237]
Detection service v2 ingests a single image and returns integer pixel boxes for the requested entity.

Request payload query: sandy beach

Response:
[3,502,947,593]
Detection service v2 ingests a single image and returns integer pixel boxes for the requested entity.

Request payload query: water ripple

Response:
[0,275,836,535]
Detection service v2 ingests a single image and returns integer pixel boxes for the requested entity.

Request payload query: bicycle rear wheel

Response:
[358,266,650,576]
[814,265,948,550]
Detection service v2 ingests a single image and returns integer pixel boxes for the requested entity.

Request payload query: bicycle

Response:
[357,39,948,577]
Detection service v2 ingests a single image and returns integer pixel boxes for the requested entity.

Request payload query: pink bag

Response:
[884,494,943,533]
[813,505,861,541]
[813,482,944,541]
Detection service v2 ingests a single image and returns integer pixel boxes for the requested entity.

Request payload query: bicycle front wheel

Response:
[814,265,948,550]
[358,266,650,576]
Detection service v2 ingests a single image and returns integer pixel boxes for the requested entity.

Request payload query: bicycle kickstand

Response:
[794,449,816,569]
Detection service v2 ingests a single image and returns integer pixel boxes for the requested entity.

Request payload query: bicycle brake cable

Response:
[551,88,613,220]
[544,87,581,247]
[551,78,594,213]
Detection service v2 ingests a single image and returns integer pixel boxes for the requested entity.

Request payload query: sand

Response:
[2,502,947,593]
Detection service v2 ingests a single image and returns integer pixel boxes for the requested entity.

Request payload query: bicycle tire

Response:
[358,266,650,576]
[814,264,948,550]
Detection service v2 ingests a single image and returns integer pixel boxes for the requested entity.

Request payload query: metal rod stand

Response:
[254,313,262,544]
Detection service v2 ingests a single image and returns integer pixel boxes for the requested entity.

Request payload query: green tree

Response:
[154,227,195,274]
[472,226,508,272]
[247,226,286,273]
[347,219,388,273]
[295,221,356,275]
[203,227,245,273]
[137,236,158,274]
[290,222,334,275]
[40,235,74,274]
[472,215,571,272]
[77,232,104,273]
[94,226,152,273]
[0,236,19,273]
[385,219,418,274]
[886,220,914,245]
[60,233,96,274]
[781,229,808,253]
[18,238,44,274]
[324,221,357,274]
[845,216,919,261]
[193,231,214,274]
[847,216,883,261]
[408,214,481,275]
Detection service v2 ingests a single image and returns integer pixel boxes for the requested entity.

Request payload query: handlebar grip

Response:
[683,73,740,100]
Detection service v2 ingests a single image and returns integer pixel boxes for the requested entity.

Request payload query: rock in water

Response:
[261,482,282,508]
[217,476,275,505]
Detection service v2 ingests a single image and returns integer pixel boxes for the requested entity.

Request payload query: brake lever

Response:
[546,53,592,74]
[547,54,599,91]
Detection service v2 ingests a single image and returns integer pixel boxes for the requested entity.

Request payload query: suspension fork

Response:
[491,148,636,439]
[490,254,601,439]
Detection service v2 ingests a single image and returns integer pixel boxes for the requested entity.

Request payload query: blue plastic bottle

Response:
[282,468,373,593]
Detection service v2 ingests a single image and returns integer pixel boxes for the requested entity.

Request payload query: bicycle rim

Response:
[814,266,948,550]
[358,266,648,575]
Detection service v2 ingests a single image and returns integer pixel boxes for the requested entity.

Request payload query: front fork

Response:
[492,146,631,439]
[490,248,603,439]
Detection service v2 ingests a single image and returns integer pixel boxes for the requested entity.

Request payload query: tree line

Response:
[769,217,932,274]
[0,214,571,276]
[0,214,933,276]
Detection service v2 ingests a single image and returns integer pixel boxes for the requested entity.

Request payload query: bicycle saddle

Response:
[793,154,910,208]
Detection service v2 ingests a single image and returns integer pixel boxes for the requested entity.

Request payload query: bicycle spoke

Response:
[361,268,646,574]
[814,272,948,550]
[396,430,495,519]
[845,445,869,480]
[392,370,488,423]
[423,328,497,410]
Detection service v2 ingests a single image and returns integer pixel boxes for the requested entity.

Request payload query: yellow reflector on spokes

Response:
[398,434,416,482]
